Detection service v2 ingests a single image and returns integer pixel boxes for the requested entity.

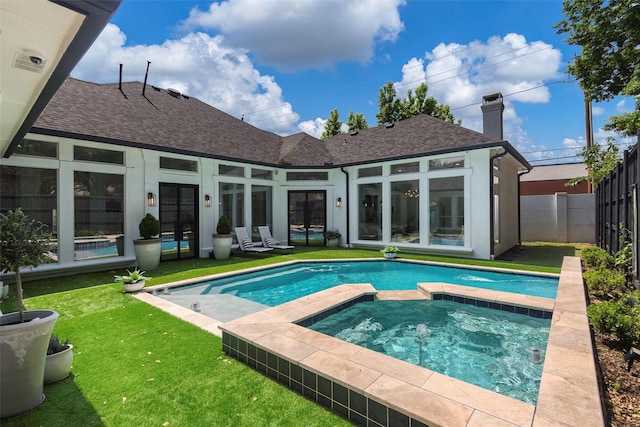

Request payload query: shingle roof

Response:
[520,162,586,181]
[323,114,497,166]
[31,78,529,169]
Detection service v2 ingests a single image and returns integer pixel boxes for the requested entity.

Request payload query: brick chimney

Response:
[481,92,504,140]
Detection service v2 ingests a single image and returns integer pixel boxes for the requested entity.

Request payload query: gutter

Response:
[340,167,350,246]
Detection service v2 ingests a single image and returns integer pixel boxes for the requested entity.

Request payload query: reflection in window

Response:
[429,156,464,170]
[286,171,328,181]
[390,161,419,175]
[220,182,244,229]
[429,176,464,246]
[252,185,272,237]
[357,166,382,178]
[391,180,420,243]
[74,146,124,165]
[219,164,244,177]
[0,166,58,263]
[251,168,273,180]
[160,157,198,172]
[14,139,57,158]
[358,183,382,240]
[74,172,124,260]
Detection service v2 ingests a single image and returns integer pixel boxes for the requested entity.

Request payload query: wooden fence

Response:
[595,144,640,277]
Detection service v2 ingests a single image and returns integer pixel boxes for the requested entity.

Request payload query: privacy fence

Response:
[595,143,640,278]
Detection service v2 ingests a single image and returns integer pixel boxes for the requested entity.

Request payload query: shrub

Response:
[583,268,627,297]
[323,230,341,240]
[216,215,231,235]
[581,246,614,270]
[588,292,640,346]
[138,213,160,239]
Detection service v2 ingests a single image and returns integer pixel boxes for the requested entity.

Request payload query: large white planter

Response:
[44,344,73,384]
[212,234,233,260]
[122,280,146,293]
[0,310,59,418]
[326,238,339,248]
[133,238,161,271]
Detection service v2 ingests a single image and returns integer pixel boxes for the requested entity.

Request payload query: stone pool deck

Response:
[134,256,605,426]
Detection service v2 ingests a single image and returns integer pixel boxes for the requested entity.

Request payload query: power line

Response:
[246,43,560,125]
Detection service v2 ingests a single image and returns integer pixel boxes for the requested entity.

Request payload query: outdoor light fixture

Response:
[147,192,156,207]
[336,197,342,207]
[204,194,211,207]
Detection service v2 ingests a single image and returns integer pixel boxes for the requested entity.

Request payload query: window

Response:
[0,166,58,262]
[252,185,272,231]
[251,168,273,180]
[357,166,382,178]
[429,176,464,246]
[286,171,328,181]
[358,183,382,240]
[429,156,464,170]
[391,180,420,243]
[74,146,124,165]
[219,164,244,177]
[14,139,57,158]
[74,171,124,260]
[160,157,198,172]
[390,161,419,175]
[219,182,244,228]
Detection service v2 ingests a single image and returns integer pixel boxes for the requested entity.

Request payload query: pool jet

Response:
[415,324,429,364]
[526,346,544,363]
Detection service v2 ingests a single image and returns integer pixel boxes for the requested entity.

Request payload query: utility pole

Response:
[585,97,593,193]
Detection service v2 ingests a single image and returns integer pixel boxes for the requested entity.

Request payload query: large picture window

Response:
[220,182,244,229]
[358,183,382,240]
[252,185,272,235]
[74,171,124,260]
[429,176,464,246]
[0,166,58,262]
[391,180,420,243]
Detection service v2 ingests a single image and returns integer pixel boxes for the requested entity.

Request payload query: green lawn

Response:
[1,243,582,426]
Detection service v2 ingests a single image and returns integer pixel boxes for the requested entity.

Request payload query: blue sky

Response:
[71,0,636,165]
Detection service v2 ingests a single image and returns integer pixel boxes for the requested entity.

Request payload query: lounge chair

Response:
[258,226,295,252]
[234,227,273,254]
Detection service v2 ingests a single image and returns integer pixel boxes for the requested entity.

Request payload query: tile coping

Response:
[134,256,604,427]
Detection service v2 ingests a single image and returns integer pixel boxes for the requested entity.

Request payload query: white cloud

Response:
[72,24,299,135]
[181,0,406,70]
[298,118,326,139]
[395,33,562,158]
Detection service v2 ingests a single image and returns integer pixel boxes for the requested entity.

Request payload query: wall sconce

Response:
[204,194,211,207]
[147,192,156,207]
[336,197,342,208]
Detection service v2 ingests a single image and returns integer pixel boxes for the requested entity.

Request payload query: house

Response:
[1,4,531,276]
[520,162,589,195]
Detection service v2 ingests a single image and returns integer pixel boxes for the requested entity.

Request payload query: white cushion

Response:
[241,238,254,248]
[265,238,275,247]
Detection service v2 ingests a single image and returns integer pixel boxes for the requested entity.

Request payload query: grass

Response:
[1,243,584,426]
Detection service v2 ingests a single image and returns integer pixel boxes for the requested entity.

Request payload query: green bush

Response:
[588,292,640,346]
[138,213,160,239]
[216,215,231,235]
[583,268,627,297]
[581,246,614,270]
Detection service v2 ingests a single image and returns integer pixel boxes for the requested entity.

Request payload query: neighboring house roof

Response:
[31,78,530,169]
[520,163,586,182]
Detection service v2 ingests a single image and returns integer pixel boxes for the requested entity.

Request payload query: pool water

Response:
[308,299,550,404]
[170,261,558,306]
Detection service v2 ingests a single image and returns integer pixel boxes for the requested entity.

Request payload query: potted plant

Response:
[133,213,161,271]
[114,267,150,293]
[212,215,233,260]
[381,245,399,259]
[0,208,59,418]
[324,230,341,248]
[44,334,73,384]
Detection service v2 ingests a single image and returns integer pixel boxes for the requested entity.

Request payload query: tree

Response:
[346,111,368,133]
[376,81,459,126]
[565,138,621,189]
[555,0,639,135]
[321,109,343,140]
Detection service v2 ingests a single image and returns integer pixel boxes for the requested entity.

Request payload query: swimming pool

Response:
[167,260,558,306]
[307,298,550,404]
